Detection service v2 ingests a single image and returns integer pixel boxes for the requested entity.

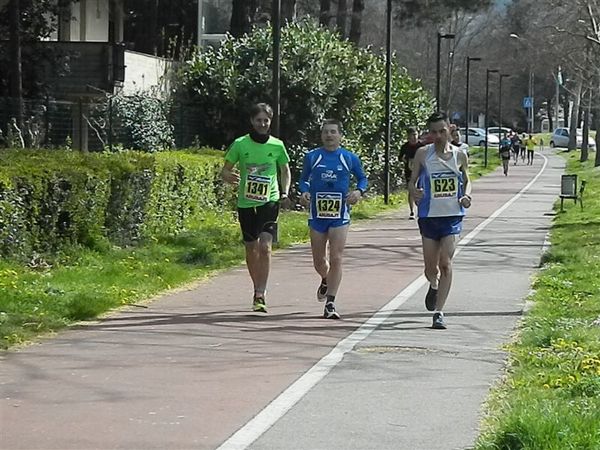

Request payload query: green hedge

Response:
[0,148,234,260]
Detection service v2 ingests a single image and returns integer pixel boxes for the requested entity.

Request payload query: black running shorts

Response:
[237,202,279,242]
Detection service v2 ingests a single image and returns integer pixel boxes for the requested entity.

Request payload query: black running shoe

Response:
[316,282,328,302]
[432,312,446,329]
[409,211,415,220]
[425,286,438,311]
[252,297,267,313]
[323,302,340,319]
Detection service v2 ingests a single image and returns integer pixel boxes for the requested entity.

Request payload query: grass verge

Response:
[475,153,600,449]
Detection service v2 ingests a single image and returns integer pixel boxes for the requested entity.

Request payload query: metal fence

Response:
[0,96,210,152]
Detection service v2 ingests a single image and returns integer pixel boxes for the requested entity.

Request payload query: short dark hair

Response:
[407,127,418,135]
[426,111,449,126]
[250,103,274,119]
[321,119,343,134]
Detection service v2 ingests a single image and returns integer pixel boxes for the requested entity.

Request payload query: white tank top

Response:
[417,144,465,218]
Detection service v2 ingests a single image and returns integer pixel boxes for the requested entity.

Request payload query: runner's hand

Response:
[300,192,311,207]
[346,190,362,205]
[279,196,292,209]
[459,195,471,209]
[413,188,424,204]
[222,169,240,184]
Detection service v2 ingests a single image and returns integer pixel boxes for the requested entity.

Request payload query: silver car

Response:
[550,128,596,149]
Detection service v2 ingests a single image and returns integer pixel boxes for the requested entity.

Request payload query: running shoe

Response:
[252,297,267,313]
[432,312,447,329]
[409,211,415,220]
[323,301,340,319]
[425,286,438,311]
[316,281,328,302]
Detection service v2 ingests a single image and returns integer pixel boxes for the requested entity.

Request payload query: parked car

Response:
[550,128,596,149]
[487,127,513,137]
[460,128,500,147]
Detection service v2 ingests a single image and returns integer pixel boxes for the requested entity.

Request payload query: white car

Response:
[487,127,513,137]
[550,128,596,149]
[461,128,500,147]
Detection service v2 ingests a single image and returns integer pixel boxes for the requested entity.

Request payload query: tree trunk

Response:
[348,0,364,44]
[336,0,348,39]
[595,85,600,167]
[580,89,591,162]
[8,0,23,129]
[282,0,296,22]
[568,78,582,151]
[319,0,331,27]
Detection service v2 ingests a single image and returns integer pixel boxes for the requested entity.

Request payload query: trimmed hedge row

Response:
[0,148,234,260]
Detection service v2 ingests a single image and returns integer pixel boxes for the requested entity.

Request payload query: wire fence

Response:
[0,97,210,152]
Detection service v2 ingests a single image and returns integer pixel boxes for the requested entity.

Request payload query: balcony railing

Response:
[0,41,125,97]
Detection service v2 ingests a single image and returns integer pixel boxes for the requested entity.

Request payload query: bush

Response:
[100,93,176,152]
[178,20,433,192]
[0,148,234,259]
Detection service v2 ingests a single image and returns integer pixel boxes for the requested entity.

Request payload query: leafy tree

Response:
[178,20,432,192]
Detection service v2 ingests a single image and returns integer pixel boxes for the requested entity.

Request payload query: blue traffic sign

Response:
[523,97,533,108]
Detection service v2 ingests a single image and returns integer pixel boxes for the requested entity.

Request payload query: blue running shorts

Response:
[309,217,349,234]
[418,216,463,241]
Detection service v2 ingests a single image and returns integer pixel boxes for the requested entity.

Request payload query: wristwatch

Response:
[280,193,288,199]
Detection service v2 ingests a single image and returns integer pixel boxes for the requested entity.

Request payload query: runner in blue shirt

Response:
[299,119,368,319]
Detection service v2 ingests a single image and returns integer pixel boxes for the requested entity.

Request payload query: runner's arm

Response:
[352,153,368,194]
[221,161,240,184]
[278,163,291,197]
[458,152,472,208]
[408,147,425,203]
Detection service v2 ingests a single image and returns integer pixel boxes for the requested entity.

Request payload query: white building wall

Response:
[122,51,174,97]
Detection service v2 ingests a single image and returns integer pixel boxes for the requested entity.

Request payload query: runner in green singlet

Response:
[221,103,291,313]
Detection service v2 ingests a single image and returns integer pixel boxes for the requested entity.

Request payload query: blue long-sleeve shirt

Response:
[299,147,368,221]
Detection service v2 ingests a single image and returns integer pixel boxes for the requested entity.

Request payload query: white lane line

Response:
[216,154,550,450]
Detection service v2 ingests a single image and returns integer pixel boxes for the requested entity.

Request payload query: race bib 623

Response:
[430,172,458,199]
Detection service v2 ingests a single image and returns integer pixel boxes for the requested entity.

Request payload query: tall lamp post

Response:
[498,73,511,144]
[272,0,281,136]
[485,68,499,167]
[510,33,535,134]
[384,0,392,204]
[436,32,455,111]
[465,56,481,131]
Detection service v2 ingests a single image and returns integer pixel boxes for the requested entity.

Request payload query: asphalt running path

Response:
[1,149,563,450]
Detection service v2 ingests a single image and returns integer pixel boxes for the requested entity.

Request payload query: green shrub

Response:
[108,93,175,152]
[0,148,234,259]
[178,20,433,193]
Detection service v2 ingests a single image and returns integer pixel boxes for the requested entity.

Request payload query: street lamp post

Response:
[465,56,481,131]
[509,33,535,134]
[436,32,455,112]
[485,68,499,168]
[272,0,281,136]
[384,0,392,204]
[498,73,510,144]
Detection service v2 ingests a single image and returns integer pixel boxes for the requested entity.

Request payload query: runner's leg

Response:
[422,237,441,291]
[252,232,273,297]
[434,234,458,311]
[322,225,349,297]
